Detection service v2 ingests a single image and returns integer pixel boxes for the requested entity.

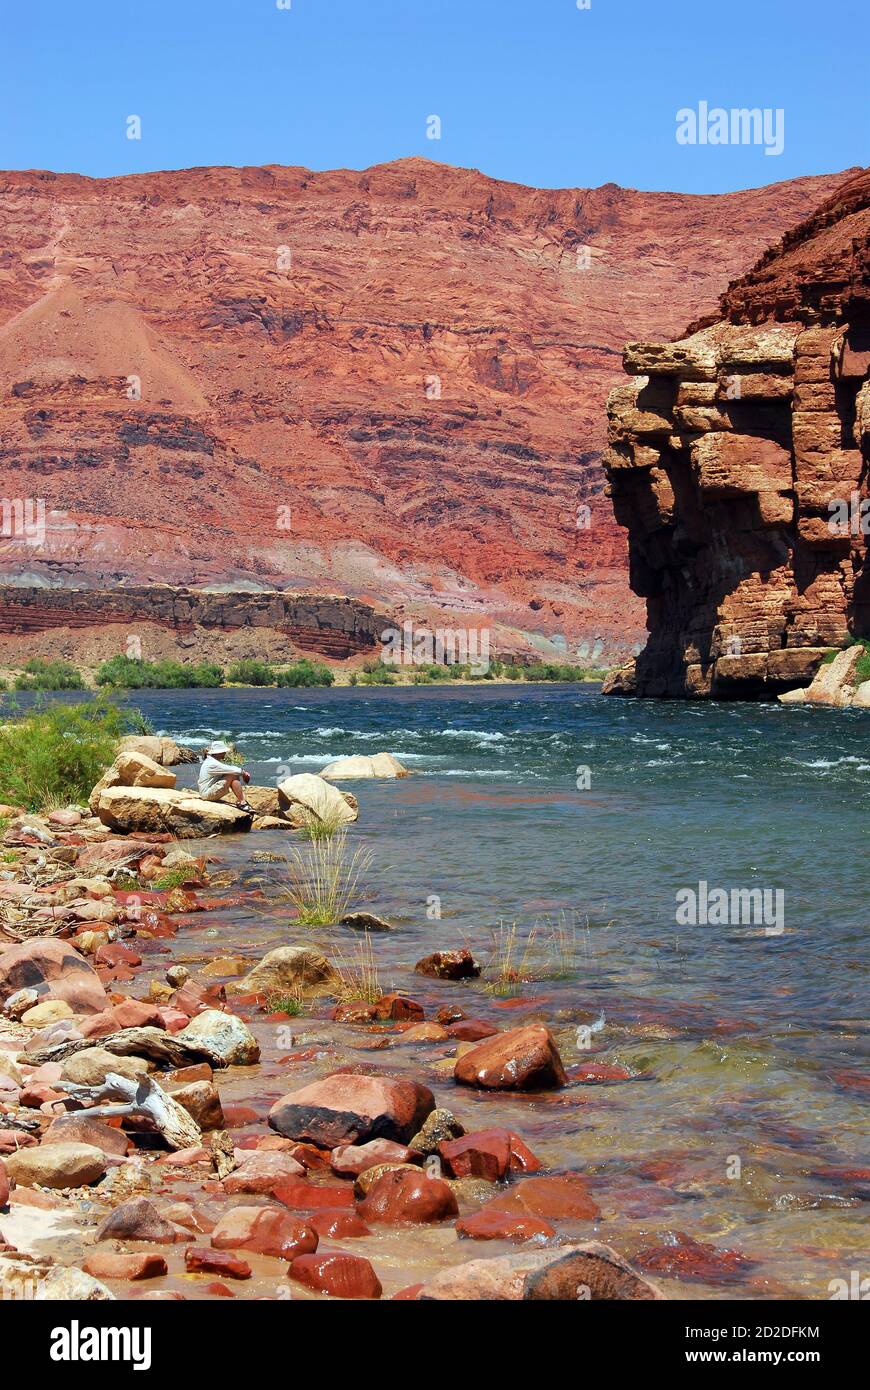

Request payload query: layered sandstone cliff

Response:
[0,158,855,660]
[603,167,870,698]
[0,586,382,667]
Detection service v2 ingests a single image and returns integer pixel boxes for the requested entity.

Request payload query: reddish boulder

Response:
[273,1179,356,1211]
[288,1252,382,1300]
[446,1019,498,1042]
[185,1247,251,1279]
[634,1231,753,1283]
[211,1206,318,1261]
[166,1063,213,1085]
[482,1174,600,1222]
[457,1208,556,1242]
[0,939,108,1015]
[373,993,424,1021]
[414,949,481,980]
[45,1113,129,1156]
[358,1168,459,1224]
[330,1138,415,1177]
[222,1150,306,1194]
[95,1197,187,1243]
[438,1129,542,1182]
[0,1158,8,1208]
[268,1072,435,1147]
[94,942,142,969]
[309,1209,371,1239]
[454,1025,567,1090]
[83,1252,167,1281]
[76,840,154,873]
[332,1001,377,1023]
[436,1005,465,1024]
[110,999,163,1029]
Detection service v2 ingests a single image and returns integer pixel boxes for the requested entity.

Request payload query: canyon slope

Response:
[0,158,857,662]
[604,166,870,698]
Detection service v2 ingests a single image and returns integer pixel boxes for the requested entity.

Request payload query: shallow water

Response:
[98,686,870,1295]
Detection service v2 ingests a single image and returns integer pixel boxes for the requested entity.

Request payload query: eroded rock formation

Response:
[603,168,870,698]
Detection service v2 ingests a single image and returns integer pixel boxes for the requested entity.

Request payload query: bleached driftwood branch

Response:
[57,1071,202,1151]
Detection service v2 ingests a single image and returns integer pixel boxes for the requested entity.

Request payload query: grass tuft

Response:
[282,831,371,927]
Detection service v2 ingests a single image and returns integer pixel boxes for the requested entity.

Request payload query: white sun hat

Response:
[206,740,232,756]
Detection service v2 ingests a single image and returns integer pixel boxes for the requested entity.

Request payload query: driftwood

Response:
[209,1129,236,1180]
[57,1072,202,1151]
[25,1025,225,1070]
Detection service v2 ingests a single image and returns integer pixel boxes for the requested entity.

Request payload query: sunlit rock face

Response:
[604,168,870,699]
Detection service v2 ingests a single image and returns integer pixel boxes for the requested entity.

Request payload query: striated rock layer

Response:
[0,158,856,660]
[0,585,382,665]
[603,167,870,698]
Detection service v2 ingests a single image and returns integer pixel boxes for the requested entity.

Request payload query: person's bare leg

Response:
[227,776,247,805]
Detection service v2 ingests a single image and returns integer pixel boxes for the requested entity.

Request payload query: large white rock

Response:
[320,752,410,780]
[176,1008,260,1065]
[113,749,177,789]
[96,786,251,838]
[277,772,359,825]
[801,646,863,707]
[4,1142,108,1189]
[118,735,192,766]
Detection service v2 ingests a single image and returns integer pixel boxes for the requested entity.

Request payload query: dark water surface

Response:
[88,685,870,1294]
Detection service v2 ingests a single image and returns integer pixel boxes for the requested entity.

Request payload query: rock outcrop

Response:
[0,159,856,660]
[604,167,870,698]
[0,586,382,666]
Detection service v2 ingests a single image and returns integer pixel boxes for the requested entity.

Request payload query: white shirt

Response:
[198,754,242,798]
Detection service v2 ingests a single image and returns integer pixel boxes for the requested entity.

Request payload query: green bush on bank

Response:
[13,659,86,692]
[225,660,275,686]
[276,659,334,687]
[0,694,126,812]
[95,655,224,689]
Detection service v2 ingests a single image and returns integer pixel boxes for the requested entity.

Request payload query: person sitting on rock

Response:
[198,740,255,812]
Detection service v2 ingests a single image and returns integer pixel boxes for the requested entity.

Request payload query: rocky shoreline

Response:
[0,743,776,1303]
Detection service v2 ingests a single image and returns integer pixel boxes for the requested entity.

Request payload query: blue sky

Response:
[1,0,865,192]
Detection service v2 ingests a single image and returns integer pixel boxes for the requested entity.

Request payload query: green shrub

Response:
[13,659,86,691]
[95,655,223,689]
[276,660,334,688]
[0,695,125,812]
[226,660,276,686]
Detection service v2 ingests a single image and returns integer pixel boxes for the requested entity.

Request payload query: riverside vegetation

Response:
[0,655,607,693]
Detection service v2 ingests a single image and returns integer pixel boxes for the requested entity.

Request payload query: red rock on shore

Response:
[210,1206,318,1261]
[288,1252,382,1300]
[438,1128,542,1181]
[268,1072,435,1147]
[358,1168,459,1224]
[454,1025,567,1091]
